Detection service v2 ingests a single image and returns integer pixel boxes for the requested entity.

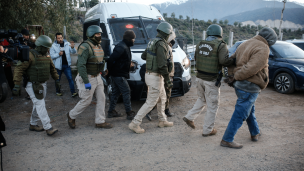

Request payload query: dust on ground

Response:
[0,75,304,171]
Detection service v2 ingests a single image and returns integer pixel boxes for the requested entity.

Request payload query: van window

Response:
[108,17,162,45]
[100,23,108,39]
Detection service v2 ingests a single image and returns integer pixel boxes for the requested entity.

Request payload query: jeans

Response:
[222,88,260,142]
[108,76,132,113]
[56,65,75,94]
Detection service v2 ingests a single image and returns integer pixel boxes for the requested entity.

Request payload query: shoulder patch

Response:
[77,45,87,55]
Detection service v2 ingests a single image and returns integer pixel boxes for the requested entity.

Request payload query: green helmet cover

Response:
[157,22,173,35]
[35,35,52,48]
[206,24,223,38]
[86,25,103,38]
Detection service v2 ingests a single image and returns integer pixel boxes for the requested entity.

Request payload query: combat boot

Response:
[108,110,123,118]
[126,111,136,120]
[220,140,243,149]
[29,125,44,132]
[145,111,152,121]
[165,109,174,117]
[128,122,145,134]
[183,117,195,129]
[67,112,75,129]
[158,121,174,128]
[46,128,58,136]
[95,122,113,129]
[202,128,217,137]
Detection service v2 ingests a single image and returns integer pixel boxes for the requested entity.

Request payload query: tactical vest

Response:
[81,40,105,75]
[195,39,224,74]
[26,50,51,83]
[146,37,172,73]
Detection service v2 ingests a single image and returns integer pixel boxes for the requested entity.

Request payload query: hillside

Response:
[164,17,304,45]
[152,0,303,22]
[221,8,304,25]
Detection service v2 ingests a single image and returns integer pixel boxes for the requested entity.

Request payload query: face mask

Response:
[167,32,176,43]
[95,36,101,42]
[125,39,134,47]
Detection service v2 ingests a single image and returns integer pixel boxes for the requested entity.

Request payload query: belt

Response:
[88,74,100,78]
[146,72,161,76]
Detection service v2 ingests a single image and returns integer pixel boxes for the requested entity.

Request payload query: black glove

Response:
[170,39,175,47]
[224,76,235,87]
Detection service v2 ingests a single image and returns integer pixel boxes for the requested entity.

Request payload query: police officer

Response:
[183,24,235,137]
[145,35,176,121]
[67,25,113,129]
[13,35,60,136]
[129,22,174,134]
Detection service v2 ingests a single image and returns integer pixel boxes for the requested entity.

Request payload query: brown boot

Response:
[183,117,195,129]
[251,133,261,142]
[202,128,217,137]
[67,112,75,129]
[128,122,145,134]
[29,125,44,132]
[220,140,243,149]
[95,122,113,129]
[126,111,136,120]
[158,121,174,128]
[46,128,58,136]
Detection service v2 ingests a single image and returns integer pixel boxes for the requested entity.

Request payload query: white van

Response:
[84,2,192,100]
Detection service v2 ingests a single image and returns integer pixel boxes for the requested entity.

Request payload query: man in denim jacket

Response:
[50,33,77,97]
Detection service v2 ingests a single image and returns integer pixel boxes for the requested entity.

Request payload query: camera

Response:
[0,29,30,62]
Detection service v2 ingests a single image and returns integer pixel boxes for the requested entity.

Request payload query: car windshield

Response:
[292,43,304,51]
[271,44,304,59]
[109,17,161,44]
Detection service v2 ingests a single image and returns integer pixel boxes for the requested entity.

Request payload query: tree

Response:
[171,12,175,19]
[234,21,238,27]
[224,19,229,25]
[163,13,167,18]
[258,25,263,30]
[238,22,242,28]
[179,15,183,20]
[89,0,99,8]
[212,19,217,24]
[207,20,212,24]
[219,20,223,25]
[186,16,190,22]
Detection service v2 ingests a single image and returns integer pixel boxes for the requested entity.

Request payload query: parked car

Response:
[286,39,304,51]
[228,40,304,94]
[84,2,192,100]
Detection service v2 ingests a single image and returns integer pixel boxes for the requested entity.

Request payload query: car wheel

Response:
[0,82,8,103]
[274,73,295,94]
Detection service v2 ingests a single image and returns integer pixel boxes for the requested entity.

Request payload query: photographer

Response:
[0,44,14,91]
[19,29,35,49]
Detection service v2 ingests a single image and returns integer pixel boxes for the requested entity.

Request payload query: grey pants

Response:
[108,76,132,113]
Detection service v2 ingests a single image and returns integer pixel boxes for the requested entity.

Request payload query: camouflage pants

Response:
[165,86,172,110]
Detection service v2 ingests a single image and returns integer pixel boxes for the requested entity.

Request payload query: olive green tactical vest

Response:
[83,40,105,75]
[26,50,51,83]
[195,39,224,74]
[146,37,171,73]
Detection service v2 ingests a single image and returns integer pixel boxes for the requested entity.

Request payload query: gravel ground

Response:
[0,75,304,171]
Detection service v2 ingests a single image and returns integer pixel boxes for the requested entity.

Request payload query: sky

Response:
[116,0,304,5]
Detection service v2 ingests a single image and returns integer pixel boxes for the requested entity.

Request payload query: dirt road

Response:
[0,75,303,170]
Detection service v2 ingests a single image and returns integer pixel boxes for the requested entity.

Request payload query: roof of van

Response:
[85,2,163,22]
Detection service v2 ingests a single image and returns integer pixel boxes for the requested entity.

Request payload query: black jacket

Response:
[107,40,132,78]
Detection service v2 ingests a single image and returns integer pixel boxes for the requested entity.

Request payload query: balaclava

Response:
[258,27,278,46]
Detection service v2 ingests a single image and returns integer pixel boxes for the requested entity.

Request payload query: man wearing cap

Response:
[128,22,174,134]
[107,30,136,120]
[13,35,60,136]
[67,25,113,129]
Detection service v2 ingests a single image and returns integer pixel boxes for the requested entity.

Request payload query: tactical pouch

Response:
[32,82,44,100]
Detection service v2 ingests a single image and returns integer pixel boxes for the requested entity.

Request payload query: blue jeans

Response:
[108,76,132,113]
[222,88,260,142]
[56,65,75,94]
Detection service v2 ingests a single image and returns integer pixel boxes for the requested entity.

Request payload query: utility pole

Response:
[278,0,287,41]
